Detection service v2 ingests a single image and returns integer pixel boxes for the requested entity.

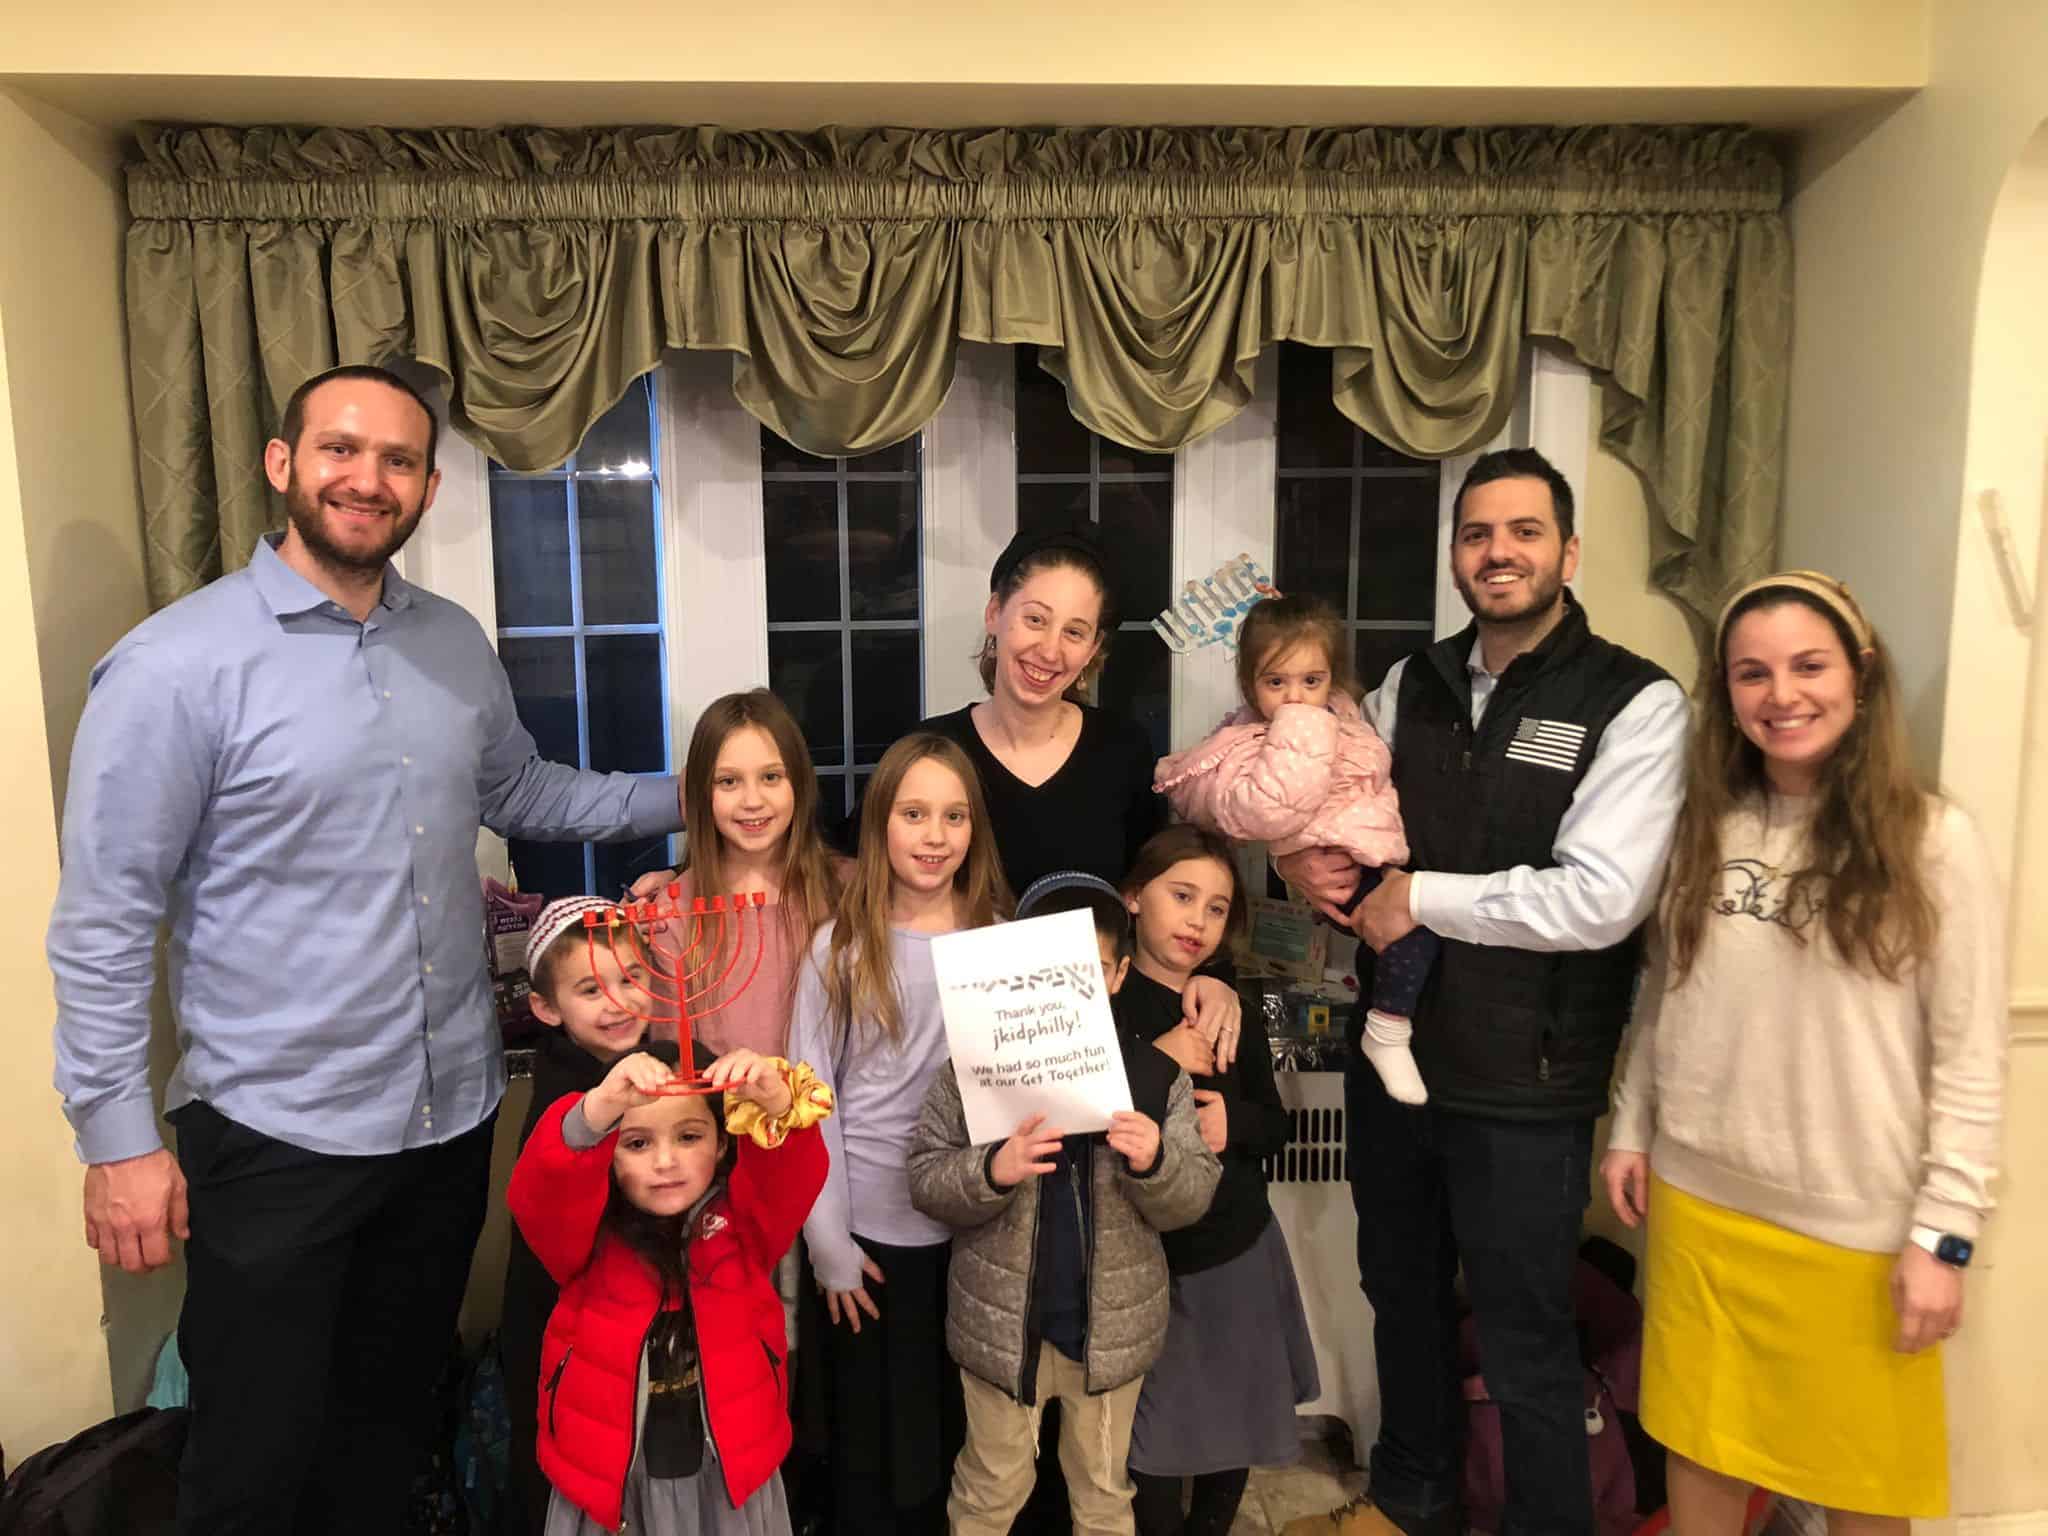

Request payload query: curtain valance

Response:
[125,122,1790,629]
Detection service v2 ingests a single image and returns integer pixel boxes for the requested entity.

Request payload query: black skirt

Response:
[793,1234,961,1534]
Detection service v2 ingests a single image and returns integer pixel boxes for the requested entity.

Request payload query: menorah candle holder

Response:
[582,886,770,1096]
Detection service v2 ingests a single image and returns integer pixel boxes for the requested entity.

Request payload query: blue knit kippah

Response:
[1016,870,1129,930]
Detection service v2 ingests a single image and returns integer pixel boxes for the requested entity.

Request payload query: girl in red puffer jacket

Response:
[508,1040,833,1535]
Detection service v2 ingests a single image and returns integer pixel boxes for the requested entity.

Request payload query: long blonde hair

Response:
[823,733,1013,1046]
[1662,585,1936,983]
[681,690,841,990]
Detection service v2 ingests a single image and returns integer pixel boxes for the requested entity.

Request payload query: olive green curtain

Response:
[124,123,1790,627]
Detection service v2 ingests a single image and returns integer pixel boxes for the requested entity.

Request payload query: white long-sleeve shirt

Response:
[1365,641,1691,952]
[788,923,954,1292]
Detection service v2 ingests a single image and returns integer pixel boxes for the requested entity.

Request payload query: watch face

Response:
[1936,1235,1974,1267]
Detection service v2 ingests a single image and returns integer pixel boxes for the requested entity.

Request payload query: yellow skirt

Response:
[1641,1177,1948,1518]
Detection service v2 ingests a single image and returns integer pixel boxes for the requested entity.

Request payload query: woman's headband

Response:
[989,524,1107,595]
[1714,569,1875,656]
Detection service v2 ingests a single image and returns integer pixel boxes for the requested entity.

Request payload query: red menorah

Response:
[581,885,770,1095]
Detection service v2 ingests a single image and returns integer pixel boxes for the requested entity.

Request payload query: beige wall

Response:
[5,0,1927,90]
[1780,2,2048,1520]
[1578,433,1702,688]
[0,85,172,1446]
[0,91,127,1464]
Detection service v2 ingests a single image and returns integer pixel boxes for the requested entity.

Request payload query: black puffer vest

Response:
[1390,595,1672,1120]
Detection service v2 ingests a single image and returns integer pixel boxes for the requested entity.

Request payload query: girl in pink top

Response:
[1154,595,1441,1103]
[636,688,847,1057]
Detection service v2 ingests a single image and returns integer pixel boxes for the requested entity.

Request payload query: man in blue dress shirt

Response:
[47,364,685,1535]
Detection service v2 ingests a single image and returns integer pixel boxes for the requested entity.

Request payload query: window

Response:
[417,345,1575,897]
[488,377,676,898]
[761,428,925,818]
[1272,343,1441,692]
[1013,348,1175,757]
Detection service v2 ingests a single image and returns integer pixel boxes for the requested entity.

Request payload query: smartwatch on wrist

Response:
[1909,1224,1974,1268]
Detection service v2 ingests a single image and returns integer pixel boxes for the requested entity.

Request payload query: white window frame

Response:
[403,344,1594,811]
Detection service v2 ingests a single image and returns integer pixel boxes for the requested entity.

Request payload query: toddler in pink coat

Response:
[1154,594,1440,1103]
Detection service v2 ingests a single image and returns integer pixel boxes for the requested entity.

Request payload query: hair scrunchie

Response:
[724,1058,834,1149]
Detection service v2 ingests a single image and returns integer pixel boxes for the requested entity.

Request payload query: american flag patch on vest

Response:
[1505,717,1586,771]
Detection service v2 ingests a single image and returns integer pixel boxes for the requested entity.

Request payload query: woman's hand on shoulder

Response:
[1599,1149,1650,1229]
[1183,975,1241,1071]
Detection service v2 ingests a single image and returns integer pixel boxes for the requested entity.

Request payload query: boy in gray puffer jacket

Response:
[908,875,1221,1536]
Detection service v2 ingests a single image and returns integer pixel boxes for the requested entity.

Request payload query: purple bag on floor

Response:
[1458,1255,1645,1536]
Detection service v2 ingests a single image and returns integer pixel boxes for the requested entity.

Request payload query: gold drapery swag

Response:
[125,123,1790,626]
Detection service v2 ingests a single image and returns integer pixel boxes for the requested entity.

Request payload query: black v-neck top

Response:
[921,702,1164,892]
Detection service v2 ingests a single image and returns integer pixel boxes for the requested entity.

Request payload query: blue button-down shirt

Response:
[49,536,682,1162]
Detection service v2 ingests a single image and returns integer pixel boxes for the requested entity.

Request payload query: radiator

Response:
[1267,1068,1380,1462]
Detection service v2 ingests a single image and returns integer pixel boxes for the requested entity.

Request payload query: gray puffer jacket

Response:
[907,1061,1220,1403]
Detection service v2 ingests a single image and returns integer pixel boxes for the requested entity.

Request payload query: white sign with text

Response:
[932,909,1134,1146]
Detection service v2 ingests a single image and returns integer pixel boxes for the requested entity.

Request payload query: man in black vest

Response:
[1279,449,1689,1536]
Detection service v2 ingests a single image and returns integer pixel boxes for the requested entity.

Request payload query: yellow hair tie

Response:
[724,1058,834,1149]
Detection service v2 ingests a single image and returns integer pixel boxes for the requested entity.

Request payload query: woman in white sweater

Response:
[1603,570,2006,1534]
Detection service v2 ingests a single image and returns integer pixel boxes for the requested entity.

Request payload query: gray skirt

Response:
[544,1466,790,1536]
[1126,1215,1320,1476]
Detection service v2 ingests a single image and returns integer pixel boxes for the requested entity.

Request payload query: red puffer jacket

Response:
[508,1093,827,1529]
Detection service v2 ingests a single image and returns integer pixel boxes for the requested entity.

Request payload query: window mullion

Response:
[838,463,856,819]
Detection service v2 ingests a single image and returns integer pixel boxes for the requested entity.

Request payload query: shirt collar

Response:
[249,532,414,617]
[1463,588,1588,683]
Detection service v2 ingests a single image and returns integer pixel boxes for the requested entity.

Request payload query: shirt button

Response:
[414,825,425,836]
[402,754,412,765]
[424,963,434,975]
[420,895,430,906]
[383,689,392,700]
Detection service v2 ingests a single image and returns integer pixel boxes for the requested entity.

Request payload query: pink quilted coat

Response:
[1153,697,1410,868]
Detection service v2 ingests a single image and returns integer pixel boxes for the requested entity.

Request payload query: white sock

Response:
[1362,1009,1428,1105]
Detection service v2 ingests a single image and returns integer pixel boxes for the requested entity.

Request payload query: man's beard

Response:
[284,473,424,576]
[1454,562,1567,628]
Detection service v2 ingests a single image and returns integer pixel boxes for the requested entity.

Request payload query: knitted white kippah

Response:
[523,895,621,977]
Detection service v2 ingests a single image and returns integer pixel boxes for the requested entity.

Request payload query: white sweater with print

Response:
[1608,794,2007,1251]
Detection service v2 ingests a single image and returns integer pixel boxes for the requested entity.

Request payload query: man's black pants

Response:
[171,1100,495,1536]
[1344,1060,1594,1536]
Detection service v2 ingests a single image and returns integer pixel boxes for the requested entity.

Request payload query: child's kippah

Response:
[1016,871,1126,926]
[524,895,620,977]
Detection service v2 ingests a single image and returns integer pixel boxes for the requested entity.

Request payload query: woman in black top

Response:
[920,526,1239,1041]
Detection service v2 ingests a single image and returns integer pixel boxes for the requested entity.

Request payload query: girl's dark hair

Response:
[1119,824,1249,948]
[598,1041,735,1299]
